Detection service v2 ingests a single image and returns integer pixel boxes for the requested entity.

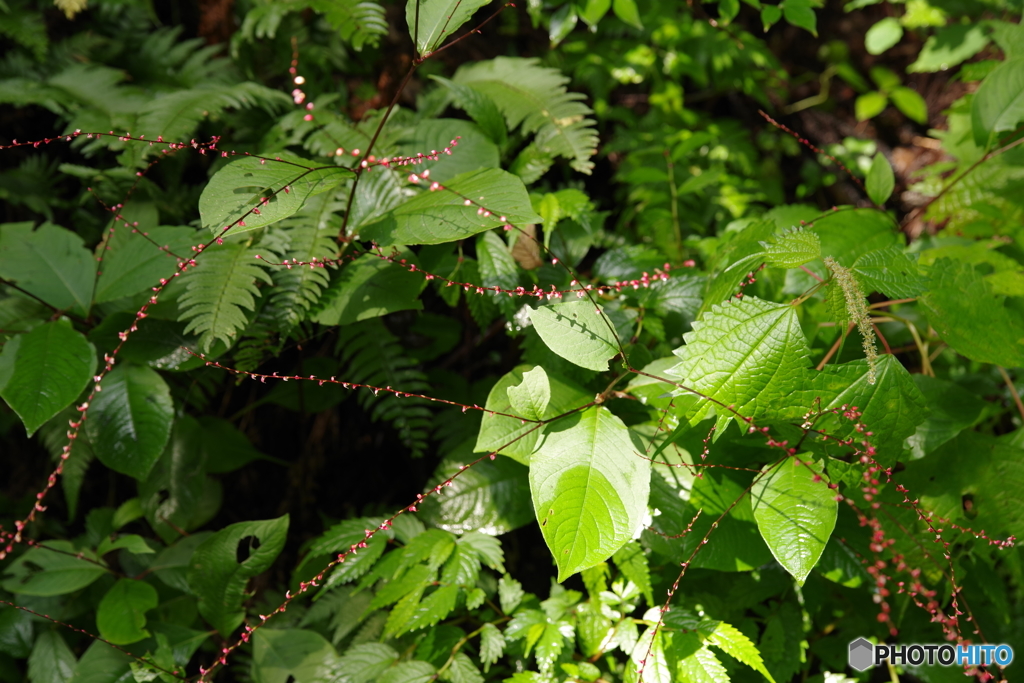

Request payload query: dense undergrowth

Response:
[1,1,1024,683]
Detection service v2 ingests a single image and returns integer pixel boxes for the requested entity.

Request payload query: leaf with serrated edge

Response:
[338,643,399,683]
[530,407,650,581]
[359,168,542,246]
[751,457,837,585]
[669,297,810,431]
[529,300,620,372]
[852,245,924,299]
[706,621,777,683]
[760,230,820,268]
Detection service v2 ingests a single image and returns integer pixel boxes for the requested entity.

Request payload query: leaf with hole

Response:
[187,515,289,635]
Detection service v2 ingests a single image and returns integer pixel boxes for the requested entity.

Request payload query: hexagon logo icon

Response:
[849,638,875,671]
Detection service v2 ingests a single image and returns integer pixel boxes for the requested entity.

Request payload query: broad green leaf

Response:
[199,153,351,234]
[96,579,158,645]
[790,356,928,463]
[0,604,33,657]
[404,119,500,183]
[669,297,810,430]
[312,249,426,325]
[359,168,542,246]
[188,515,290,635]
[0,222,95,315]
[751,456,837,585]
[972,58,1024,146]
[901,433,1024,539]
[0,319,95,436]
[95,226,197,303]
[905,375,985,459]
[475,366,590,463]
[611,541,653,607]
[339,643,399,682]
[1,540,107,596]
[406,0,491,56]
[139,417,223,543]
[782,0,816,35]
[760,229,820,268]
[529,300,620,372]
[864,17,902,55]
[28,631,76,683]
[786,208,900,292]
[705,621,776,683]
[380,661,437,683]
[855,91,887,121]
[908,23,988,72]
[761,5,781,29]
[677,641,730,683]
[421,449,533,535]
[865,153,895,206]
[96,534,154,557]
[85,363,173,481]
[851,245,924,298]
[579,0,611,25]
[68,642,132,683]
[252,628,341,683]
[508,366,551,421]
[612,0,643,29]
[890,86,928,123]
[919,258,1024,367]
[530,407,650,581]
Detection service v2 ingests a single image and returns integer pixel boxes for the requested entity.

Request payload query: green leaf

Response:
[507,366,551,421]
[431,77,508,147]
[85,363,173,481]
[760,229,820,268]
[177,239,273,351]
[865,153,895,206]
[0,319,95,436]
[406,0,491,56]
[855,91,887,120]
[908,23,989,72]
[677,641,730,683]
[478,623,505,671]
[890,86,928,124]
[359,168,542,246]
[69,642,132,683]
[782,0,816,35]
[864,17,902,55]
[530,407,650,581]
[476,366,591,463]
[454,57,599,174]
[312,249,426,325]
[761,5,781,29]
[905,375,985,459]
[851,245,924,298]
[919,258,1024,367]
[95,226,197,303]
[705,621,777,683]
[611,541,653,607]
[199,153,351,234]
[579,0,611,26]
[972,58,1024,147]
[669,297,810,430]
[28,631,76,683]
[1,540,107,596]
[96,534,154,557]
[477,230,519,316]
[751,457,837,585]
[440,652,483,683]
[0,222,95,315]
[405,119,500,183]
[252,628,341,683]
[96,579,158,645]
[498,574,524,613]
[612,0,643,29]
[188,515,290,635]
[529,300,620,372]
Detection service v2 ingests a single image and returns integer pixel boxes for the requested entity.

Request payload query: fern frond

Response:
[337,320,432,457]
[178,240,274,352]
[266,196,343,333]
[135,82,291,148]
[309,0,388,51]
[453,57,599,174]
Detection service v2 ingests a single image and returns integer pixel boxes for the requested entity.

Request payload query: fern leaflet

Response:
[178,240,274,352]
